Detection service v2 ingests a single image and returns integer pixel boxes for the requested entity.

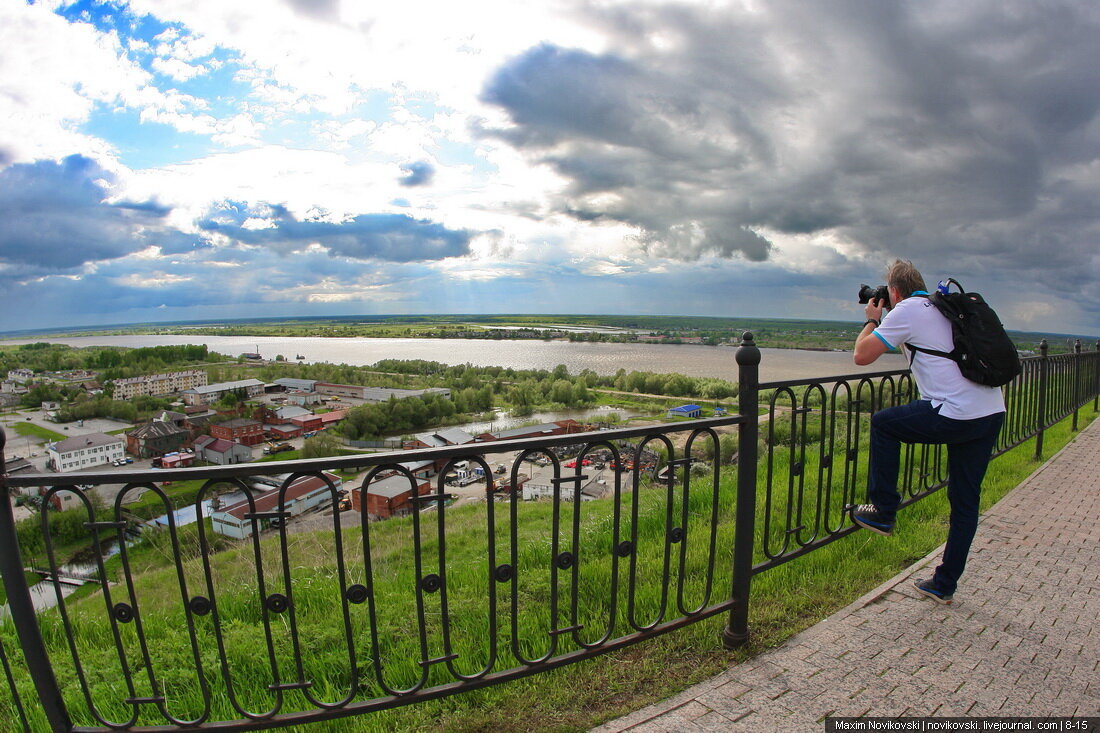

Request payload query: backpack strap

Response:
[906,342,958,363]
[903,292,959,366]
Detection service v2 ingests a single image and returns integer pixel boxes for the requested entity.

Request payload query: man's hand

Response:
[864,298,885,323]
[854,300,889,365]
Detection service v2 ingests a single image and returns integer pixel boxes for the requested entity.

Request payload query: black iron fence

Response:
[1,335,1097,731]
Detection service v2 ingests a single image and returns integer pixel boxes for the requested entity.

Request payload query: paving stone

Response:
[665,710,743,732]
[692,688,754,722]
[630,701,713,729]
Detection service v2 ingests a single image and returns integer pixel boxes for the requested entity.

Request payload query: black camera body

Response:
[858,284,890,306]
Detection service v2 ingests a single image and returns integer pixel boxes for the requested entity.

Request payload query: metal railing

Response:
[1,334,1097,731]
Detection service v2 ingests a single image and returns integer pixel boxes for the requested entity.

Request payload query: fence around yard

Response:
[1,334,1097,731]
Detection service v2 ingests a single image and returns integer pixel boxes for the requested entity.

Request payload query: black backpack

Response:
[906,278,1022,387]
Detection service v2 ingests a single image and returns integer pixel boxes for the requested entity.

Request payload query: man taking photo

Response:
[851,259,1006,604]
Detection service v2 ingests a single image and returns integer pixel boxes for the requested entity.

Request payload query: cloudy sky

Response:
[1,0,1098,335]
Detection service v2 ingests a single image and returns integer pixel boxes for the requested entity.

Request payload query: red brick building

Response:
[352,474,431,520]
[289,414,324,433]
[266,424,302,441]
[210,417,265,446]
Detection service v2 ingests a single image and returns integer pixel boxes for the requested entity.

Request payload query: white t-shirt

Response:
[873,296,1006,419]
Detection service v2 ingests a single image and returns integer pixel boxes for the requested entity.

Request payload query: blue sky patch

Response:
[82,105,214,169]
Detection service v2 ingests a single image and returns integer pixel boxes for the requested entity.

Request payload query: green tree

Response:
[551,379,575,405]
[302,431,343,459]
[571,381,591,405]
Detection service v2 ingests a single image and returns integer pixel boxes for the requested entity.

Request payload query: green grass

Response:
[257,449,302,462]
[121,480,210,521]
[10,421,67,443]
[0,409,1095,732]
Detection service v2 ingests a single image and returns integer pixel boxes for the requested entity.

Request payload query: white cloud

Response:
[151,56,205,81]
[0,3,243,166]
[1001,300,1058,331]
[124,0,607,116]
[0,3,143,163]
[125,146,395,218]
[115,271,193,287]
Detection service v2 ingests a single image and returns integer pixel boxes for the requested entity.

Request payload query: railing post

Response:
[1095,340,1100,412]
[0,427,72,732]
[1035,339,1049,460]
[1072,340,1082,431]
[723,332,760,649]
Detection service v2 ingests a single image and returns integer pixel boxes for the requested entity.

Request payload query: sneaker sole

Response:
[852,515,894,536]
[913,582,953,605]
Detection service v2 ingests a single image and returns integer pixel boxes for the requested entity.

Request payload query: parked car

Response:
[263,443,294,455]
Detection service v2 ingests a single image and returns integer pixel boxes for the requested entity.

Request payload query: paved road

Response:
[595,417,1100,731]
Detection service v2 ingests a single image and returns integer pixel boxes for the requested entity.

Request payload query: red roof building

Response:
[289,414,323,432]
[318,410,346,428]
[211,472,342,538]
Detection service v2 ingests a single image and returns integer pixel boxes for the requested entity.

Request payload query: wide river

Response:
[6,334,908,383]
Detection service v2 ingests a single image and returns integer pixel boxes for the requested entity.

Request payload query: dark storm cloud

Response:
[481,0,1100,302]
[398,161,436,187]
[199,203,473,261]
[483,45,656,149]
[0,155,172,270]
[0,243,404,328]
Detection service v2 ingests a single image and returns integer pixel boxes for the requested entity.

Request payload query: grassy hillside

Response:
[1,410,1094,731]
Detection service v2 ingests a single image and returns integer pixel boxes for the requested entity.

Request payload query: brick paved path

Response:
[595,418,1100,731]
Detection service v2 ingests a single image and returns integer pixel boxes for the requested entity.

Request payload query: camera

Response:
[858,284,890,306]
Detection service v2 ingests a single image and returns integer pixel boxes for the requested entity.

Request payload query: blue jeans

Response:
[867,400,1004,594]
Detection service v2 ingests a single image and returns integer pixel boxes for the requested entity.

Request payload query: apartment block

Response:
[112,369,209,400]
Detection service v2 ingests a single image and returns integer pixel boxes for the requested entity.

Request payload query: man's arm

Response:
[854,298,889,365]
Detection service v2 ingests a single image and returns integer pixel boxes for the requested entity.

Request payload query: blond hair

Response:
[885,259,927,298]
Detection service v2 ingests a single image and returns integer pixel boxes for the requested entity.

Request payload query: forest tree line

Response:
[1,343,225,379]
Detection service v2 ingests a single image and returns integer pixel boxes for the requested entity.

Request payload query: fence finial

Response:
[736,331,761,367]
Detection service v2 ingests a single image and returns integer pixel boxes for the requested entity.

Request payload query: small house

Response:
[193,436,253,465]
[160,451,195,469]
